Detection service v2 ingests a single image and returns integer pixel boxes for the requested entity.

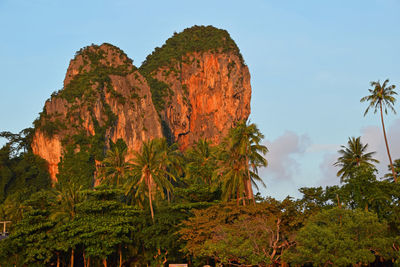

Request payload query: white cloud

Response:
[318,152,340,186]
[261,131,311,181]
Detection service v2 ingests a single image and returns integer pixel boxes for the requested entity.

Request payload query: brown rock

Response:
[152,51,251,149]
[32,44,163,181]
[31,26,252,182]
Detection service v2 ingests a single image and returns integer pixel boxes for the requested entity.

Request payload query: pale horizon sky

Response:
[1,0,400,199]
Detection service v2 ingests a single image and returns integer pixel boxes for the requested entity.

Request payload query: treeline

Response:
[0,79,399,266]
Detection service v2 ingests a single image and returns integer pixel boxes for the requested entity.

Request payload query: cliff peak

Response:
[140,25,244,77]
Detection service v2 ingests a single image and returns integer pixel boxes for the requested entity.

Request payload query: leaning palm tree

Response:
[334,136,379,182]
[360,79,397,182]
[124,139,175,221]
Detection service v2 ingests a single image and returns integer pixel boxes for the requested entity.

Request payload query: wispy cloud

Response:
[318,152,340,186]
[261,131,311,181]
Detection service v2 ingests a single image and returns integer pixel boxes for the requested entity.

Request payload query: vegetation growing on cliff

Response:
[33,44,135,141]
[140,25,244,77]
[139,25,245,112]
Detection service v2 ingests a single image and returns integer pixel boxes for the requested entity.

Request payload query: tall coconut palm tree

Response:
[334,136,379,182]
[360,79,397,182]
[124,139,175,221]
[214,121,267,205]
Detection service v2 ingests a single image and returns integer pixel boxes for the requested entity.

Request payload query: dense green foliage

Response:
[283,208,395,266]
[2,120,400,266]
[140,25,244,77]
[0,130,51,202]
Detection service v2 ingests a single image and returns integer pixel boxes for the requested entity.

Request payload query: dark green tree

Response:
[0,190,57,266]
[283,207,395,266]
[57,147,95,189]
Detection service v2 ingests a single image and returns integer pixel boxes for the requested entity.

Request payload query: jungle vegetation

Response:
[1,71,400,267]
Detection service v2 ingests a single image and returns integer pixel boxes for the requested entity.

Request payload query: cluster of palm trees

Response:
[97,121,268,221]
[335,79,398,182]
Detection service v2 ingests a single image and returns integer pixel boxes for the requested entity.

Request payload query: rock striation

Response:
[31,25,252,181]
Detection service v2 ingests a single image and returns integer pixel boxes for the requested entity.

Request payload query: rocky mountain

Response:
[31,25,252,181]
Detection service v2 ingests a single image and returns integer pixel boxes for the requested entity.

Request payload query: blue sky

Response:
[1,0,400,199]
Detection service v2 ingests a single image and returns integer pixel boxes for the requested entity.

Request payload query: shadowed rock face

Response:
[31,26,252,181]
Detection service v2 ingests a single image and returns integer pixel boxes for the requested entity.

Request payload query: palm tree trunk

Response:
[57,253,60,267]
[103,258,107,267]
[380,102,398,182]
[119,244,122,267]
[70,249,74,267]
[148,174,155,221]
[245,156,255,204]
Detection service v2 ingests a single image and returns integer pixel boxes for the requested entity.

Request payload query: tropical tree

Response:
[125,138,175,221]
[185,139,217,185]
[334,136,379,182]
[361,79,398,182]
[283,207,396,266]
[384,159,400,182]
[214,121,267,205]
[156,138,182,202]
[98,139,130,186]
[51,181,85,267]
[0,191,57,266]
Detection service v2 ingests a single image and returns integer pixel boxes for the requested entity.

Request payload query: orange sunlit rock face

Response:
[153,51,251,150]
[31,45,251,182]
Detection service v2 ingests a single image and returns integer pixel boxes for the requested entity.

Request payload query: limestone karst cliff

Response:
[31,44,163,180]
[31,25,252,181]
